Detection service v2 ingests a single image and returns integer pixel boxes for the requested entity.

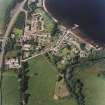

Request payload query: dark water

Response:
[45,0,105,44]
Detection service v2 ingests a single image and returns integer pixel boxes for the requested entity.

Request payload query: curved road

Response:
[0,0,27,68]
[0,0,27,105]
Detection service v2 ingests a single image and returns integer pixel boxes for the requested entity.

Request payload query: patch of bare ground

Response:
[53,78,70,100]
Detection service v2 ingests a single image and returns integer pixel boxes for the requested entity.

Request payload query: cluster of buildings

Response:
[4,0,100,71]
[50,26,95,68]
[4,1,52,70]
[17,11,51,58]
[62,27,92,57]
[5,58,21,70]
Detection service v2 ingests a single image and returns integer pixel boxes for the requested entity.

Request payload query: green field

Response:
[1,71,19,105]
[0,71,1,104]
[74,59,105,105]
[0,0,14,32]
[27,55,77,105]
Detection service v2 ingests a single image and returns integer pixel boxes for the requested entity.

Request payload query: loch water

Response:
[45,0,105,44]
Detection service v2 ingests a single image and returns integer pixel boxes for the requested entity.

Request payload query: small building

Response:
[80,50,88,58]
[0,41,2,52]
[5,58,21,69]
[23,51,31,58]
[37,33,51,45]
[22,44,32,59]
[31,13,44,32]
[22,44,32,51]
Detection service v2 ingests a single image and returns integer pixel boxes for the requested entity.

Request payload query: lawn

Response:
[74,59,105,105]
[1,71,19,105]
[5,50,18,58]
[13,28,23,38]
[0,71,1,103]
[0,0,14,32]
[27,55,77,105]
[12,12,25,38]
[35,8,55,33]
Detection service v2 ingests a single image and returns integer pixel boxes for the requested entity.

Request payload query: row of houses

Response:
[4,3,51,70]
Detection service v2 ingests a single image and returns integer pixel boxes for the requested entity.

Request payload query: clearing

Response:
[74,59,105,105]
[1,71,19,105]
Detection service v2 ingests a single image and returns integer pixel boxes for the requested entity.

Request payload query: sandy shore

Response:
[43,0,58,23]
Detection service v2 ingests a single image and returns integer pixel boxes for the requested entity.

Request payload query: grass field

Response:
[5,50,18,58]
[74,59,105,105]
[27,55,77,105]
[0,71,1,103]
[1,71,19,105]
[0,0,14,32]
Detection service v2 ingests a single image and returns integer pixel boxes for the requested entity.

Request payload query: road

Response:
[43,0,58,22]
[53,28,94,52]
[53,29,76,51]
[0,0,27,68]
[22,49,50,62]
[54,30,70,50]
[0,0,27,105]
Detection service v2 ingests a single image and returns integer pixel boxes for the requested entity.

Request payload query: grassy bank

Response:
[1,71,19,105]
[35,8,56,33]
[0,0,15,33]
[74,59,105,105]
[27,55,77,105]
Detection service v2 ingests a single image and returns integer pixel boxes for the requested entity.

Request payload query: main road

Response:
[0,0,27,68]
[0,0,27,105]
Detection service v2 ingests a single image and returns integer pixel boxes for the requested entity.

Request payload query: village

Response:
[3,1,104,101]
[1,0,105,105]
[4,0,99,71]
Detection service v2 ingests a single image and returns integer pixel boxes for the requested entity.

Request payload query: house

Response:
[22,44,32,51]
[23,13,44,41]
[5,58,21,69]
[79,50,88,58]
[31,13,44,32]
[22,44,32,58]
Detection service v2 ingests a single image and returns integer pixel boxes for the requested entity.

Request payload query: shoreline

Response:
[42,0,105,47]
[43,0,58,23]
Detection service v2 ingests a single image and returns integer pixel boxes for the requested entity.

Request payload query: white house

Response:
[5,58,21,69]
